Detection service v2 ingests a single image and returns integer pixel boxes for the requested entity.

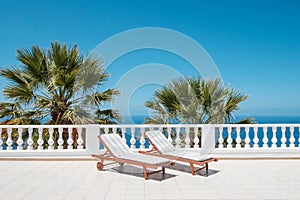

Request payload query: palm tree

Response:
[0,41,121,125]
[145,77,254,124]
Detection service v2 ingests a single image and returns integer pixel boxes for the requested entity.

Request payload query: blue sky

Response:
[0,0,300,118]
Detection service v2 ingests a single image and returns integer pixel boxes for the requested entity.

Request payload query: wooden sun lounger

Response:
[92,134,171,180]
[139,131,218,175]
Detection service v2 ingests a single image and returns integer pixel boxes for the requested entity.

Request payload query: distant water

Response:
[124,115,300,124]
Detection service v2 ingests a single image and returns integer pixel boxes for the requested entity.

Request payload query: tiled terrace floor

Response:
[0,159,299,199]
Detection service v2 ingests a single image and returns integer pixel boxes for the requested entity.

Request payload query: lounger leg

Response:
[205,163,208,174]
[162,167,165,175]
[143,166,148,180]
[190,163,195,175]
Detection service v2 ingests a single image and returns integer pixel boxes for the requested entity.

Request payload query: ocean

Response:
[124,115,300,124]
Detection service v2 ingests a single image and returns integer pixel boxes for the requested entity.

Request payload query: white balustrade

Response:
[0,124,300,159]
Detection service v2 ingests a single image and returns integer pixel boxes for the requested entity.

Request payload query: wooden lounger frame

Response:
[92,136,167,180]
[139,135,218,175]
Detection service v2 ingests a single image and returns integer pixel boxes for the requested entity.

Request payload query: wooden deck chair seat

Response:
[140,131,218,175]
[92,133,170,180]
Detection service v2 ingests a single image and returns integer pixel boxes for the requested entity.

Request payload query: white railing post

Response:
[130,127,136,149]
[193,126,200,148]
[67,127,74,149]
[17,127,23,150]
[140,127,146,149]
[58,127,64,150]
[236,127,241,148]
[77,127,84,149]
[227,127,233,148]
[27,128,33,150]
[48,127,54,150]
[6,128,13,150]
[290,126,295,148]
[217,126,224,148]
[263,127,268,148]
[281,126,287,148]
[271,126,277,148]
[37,127,44,150]
[201,125,216,152]
[85,125,101,154]
[0,128,3,150]
[185,127,190,148]
[253,127,259,148]
[245,126,250,148]
[175,127,181,148]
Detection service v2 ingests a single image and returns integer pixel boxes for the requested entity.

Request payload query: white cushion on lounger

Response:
[120,153,170,166]
[164,149,212,162]
[146,131,175,153]
[100,134,131,157]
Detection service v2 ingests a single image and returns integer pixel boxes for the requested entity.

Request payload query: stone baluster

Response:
[175,127,181,148]
[281,126,287,148]
[48,127,54,150]
[289,126,295,148]
[139,127,146,149]
[121,127,127,144]
[244,126,250,148]
[37,127,44,150]
[0,128,3,150]
[58,127,64,150]
[112,127,117,134]
[227,127,233,148]
[167,127,173,144]
[67,127,73,149]
[17,127,23,150]
[27,128,33,150]
[6,128,13,150]
[218,126,224,148]
[104,127,109,134]
[158,126,163,132]
[235,127,241,148]
[271,126,277,148]
[253,127,259,148]
[77,127,84,149]
[262,127,268,148]
[193,126,199,148]
[130,127,136,149]
[185,127,190,148]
